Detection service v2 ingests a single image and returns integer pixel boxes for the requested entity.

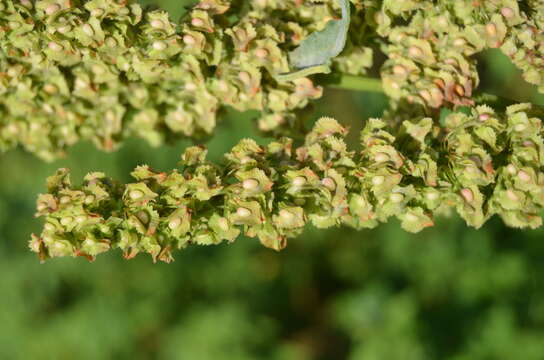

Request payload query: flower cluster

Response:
[0,0,372,160]
[31,105,544,262]
[502,0,544,93]
[376,0,544,108]
[2,0,544,162]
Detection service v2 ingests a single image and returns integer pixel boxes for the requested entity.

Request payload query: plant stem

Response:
[329,75,384,93]
[330,75,544,111]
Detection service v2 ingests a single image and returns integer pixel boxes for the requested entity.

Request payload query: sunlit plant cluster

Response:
[1,0,543,261]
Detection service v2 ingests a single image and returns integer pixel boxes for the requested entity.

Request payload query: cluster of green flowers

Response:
[376,0,544,108]
[3,0,544,161]
[503,0,544,93]
[31,104,544,262]
[0,0,372,160]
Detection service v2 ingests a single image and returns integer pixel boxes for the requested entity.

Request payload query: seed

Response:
[501,7,514,18]
[444,58,458,66]
[217,217,229,231]
[419,90,432,103]
[43,104,54,114]
[437,16,448,28]
[105,37,117,47]
[78,194,92,206]
[183,35,196,45]
[191,18,204,27]
[430,88,444,105]
[460,188,474,203]
[390,193,404,203]
[43,84,58,94]
[137,211,149,224]
[433,78,445,89]
[44,223,55,232]
[76,216,86,224]
[235,28,247,39]
[506,190,518,201]
[353,196,366,207]
[485,23,497,37]
[518,170,531,182]
[82,24,94,36]
[479,113,490,121]
[514,123,526,132]
[374,152,390,163]
[454,84,465,97]
[393,32,406,42]
[392,65,407,76]
[5,124,18,135]
[390,81,400,90]
[150,19,165,29]
[236,207,251,218]
[408,46,423,58]
[405,213,419,222]
[20,0,32,9]
[57,25,71,34]
[240,156,252,164]
[60,196,71,204]
[9,21,21,29]
[242,178,259,190]
[374,12,384,24]
[168,218,181,229]
[506,164,517,175]
[372,176,385,186]
[184,82,197,91]
[269,93,280,103]
[45,4,60,15]
[239,71,251,84]
[426,192,439,201]
[48,42,63,51]
[60,216,73,226]
[152,41,167,50]
[129,190,144,200]
[292,176,306,187]
[37,203,48,212]
[321,177,336,191]
[453,38,466,47]
[90,8,104,17]
[279,209,293,220]
[255,48,269,59]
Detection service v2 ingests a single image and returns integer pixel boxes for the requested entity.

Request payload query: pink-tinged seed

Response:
[236,207,251,217]
[461,188,474,202]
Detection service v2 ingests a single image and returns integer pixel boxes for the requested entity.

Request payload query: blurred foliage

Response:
[1,1,544,359]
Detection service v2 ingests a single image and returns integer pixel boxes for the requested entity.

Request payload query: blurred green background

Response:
[2,2,544,359]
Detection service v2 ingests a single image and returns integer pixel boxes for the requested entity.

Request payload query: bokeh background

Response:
[2,1,544,359]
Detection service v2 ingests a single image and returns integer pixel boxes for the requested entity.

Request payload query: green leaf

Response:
[275,0,351,81]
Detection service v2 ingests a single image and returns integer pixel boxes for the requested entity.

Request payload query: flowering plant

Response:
[2,0,542,261]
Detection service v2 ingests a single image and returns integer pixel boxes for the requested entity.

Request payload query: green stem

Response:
[329,75,384,93]
[330,75,544,111]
